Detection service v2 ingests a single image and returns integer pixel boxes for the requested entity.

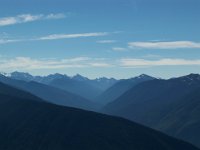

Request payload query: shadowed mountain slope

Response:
[96,74,155,105]
[0,81,199,150]
[7,71,117,100]
[103,74,200,147]
[0,75,98,111]
[156,88,200,147]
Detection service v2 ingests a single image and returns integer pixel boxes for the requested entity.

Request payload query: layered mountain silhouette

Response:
[2,71,200,147]
[96,74,155,105]
[156,87,200,147]
[103,74,200,147]
[0,74,97,111]
[0,81,199,150]
[8,71,117,100]
[48,76,107,100]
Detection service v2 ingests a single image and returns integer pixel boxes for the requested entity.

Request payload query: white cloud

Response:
[0,57,112,71]
[18,14,43,22]
[120,58,200,67]
[0,39,23,44]
[0,32,109,44]
[1,56,200,71]
[39,32,109,40]
[128,41,200,49]
[112,47,127,51]
[46,13,66,19]
[142,54,161,58]
[0,13,66,26]
[0,17,17,26]
[89,63,113,67]
[96,40,116,44]
[64,57,90,62]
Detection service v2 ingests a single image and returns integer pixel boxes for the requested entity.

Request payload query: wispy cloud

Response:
[112,47,127,51]
[0,39,23,44]
[96,40,116,44]
[89,63,113,67]
[0,32,109,44]
[128,41,200,49]
[142,54,161,58]
[0,13,66,26]
[39,32,109,40]
[120,58,200,67]
[45,13,66,19]
[1,56,200,71]
[0,57,113,71]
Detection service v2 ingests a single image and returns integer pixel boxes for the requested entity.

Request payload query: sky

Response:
[0,0,200,79]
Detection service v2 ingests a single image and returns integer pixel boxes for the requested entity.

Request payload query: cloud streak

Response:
[1,56,200,71]
[128,41,200,49]
[0,57,113,71]
[0,13,66,26]
[0,32,109,44]
[39,32,109,40]
[0,39,23,44]
[120,58,200,67]
[96,40,116,44]
[112,47,127,51]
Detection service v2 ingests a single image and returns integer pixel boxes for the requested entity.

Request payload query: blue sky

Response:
[0,0,200,79]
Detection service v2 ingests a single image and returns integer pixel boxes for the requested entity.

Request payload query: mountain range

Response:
[0,74,97,111]
[7,71,117,100]
[96,74,155,105]
[102,74,200,147]
[1,71,200,148]
[0,81,198,150]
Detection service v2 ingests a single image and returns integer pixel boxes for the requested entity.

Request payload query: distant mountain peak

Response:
[133,74,155,80]
[72,74,89,81]
[46,73,68,79]
[11,71,33,77]
[173,73,200,82]
[139,74,150,77]
[95,77,117,83]
[10,71,34,81]
[186,73,200,79]
[0,72,10,77]
[178,73,200,84]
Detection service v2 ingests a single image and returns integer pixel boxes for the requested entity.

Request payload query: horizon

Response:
[1,70,199,80]
[0,0,200,79]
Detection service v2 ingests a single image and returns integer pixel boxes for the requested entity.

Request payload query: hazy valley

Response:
[0,72,200,149]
